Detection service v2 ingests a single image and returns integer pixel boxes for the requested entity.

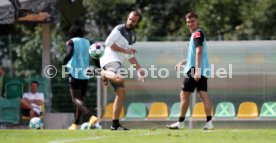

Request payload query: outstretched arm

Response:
[128,57,145,81]
[110,43,136,55]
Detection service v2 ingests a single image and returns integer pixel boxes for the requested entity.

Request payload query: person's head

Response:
[68,24,84,39]
[30,80,39,94]
[185,12,199,32]
[126,10,142,30]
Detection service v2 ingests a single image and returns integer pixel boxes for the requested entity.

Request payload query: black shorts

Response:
[69,75,88,91]
[182,69,208,92]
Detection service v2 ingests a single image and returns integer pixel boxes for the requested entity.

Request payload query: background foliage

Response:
[0,0,276,76]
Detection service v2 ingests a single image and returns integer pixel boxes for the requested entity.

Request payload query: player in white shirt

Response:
[20,80,44,118]
[100,10,145,130]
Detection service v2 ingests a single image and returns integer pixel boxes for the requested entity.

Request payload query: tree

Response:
[0,25,21,73]
[3,23,67,77]
[83,0,194,41]
[247,0,276,39]
[83,0,134,40]
[135,0,194,41]
[196,0,276,40]
[12,25,42,77]
[196,0,246,40]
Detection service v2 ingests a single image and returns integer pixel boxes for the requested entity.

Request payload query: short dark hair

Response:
[129,10,142,23]
[31,80,39,87]
[185,11,198,19]
[68,24,84,38]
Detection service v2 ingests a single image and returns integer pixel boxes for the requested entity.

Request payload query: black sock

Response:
[85,112,93,121]
[207,116,212,122]
[112,119,120,127]
[74,119,80,125]
[178,116,185,122]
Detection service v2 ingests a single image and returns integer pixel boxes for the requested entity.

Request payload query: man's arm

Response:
[110,43,136,55]
[30,99,43,105]
[128,57,145,81]
[22,95,43,106]
[63,40,74,65]
[31,93,44,106]
[105,28,136,55]
[195,46,203,81]
[193,30,204,81]
[128,57,142,70]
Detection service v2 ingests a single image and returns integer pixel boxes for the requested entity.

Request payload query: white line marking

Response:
[48,132,160,143]
[49,136,105,143]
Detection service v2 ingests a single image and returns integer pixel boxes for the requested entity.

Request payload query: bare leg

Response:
[101,70,125,119]
[21,98,40,118]
[179,91,191,117]
[70,89,90,124]
[198,91,212,116]
[199,91,214,130]
[167,91,190,129]
[101,70,124,85]
[70,89,90,115]
[29,110,36,118]
[113,87,125,120]
[102,69,128,130]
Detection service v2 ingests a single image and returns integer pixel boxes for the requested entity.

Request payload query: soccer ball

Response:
[80,122,96,130]
[89,42,105,59]
[29,117,43,129]
[80,122,89,130]
[80,122,102,130]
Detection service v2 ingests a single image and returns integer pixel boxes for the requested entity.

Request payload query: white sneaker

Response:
[203,120,214,130]
[166,121,184,129]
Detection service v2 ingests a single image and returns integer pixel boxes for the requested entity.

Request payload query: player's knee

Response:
[29,110,35,116]
[115,76,124,84]
[180,92,189,99]
[199,93,209,102]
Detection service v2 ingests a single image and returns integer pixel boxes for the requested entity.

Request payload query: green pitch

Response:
[0,129,276,143]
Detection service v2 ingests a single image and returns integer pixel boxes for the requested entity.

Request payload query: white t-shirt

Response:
[22,92,44,114]
[100,24,135,67]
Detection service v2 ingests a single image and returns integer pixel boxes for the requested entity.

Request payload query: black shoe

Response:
[110,125,129,131]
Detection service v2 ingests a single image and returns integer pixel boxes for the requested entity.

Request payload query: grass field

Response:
[0,129,276,143]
